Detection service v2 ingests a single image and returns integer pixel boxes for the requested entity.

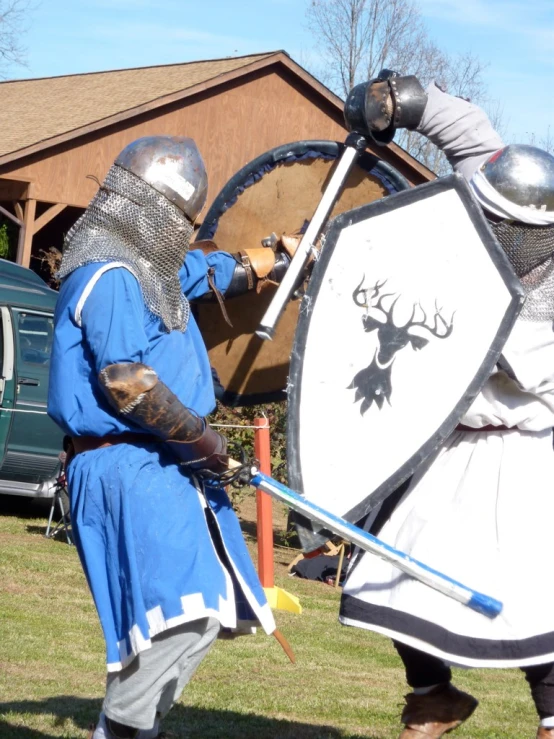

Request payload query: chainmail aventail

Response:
[58,165,194,332]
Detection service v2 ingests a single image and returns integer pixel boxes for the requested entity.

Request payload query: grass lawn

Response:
[0,492,539,738]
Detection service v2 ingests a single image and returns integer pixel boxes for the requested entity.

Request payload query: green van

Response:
[0,259,63,499]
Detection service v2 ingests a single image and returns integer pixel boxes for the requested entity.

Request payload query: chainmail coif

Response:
[58,164,194,332]
[486,218,554,321]
[491,220,554,278]
[518,257,554,321]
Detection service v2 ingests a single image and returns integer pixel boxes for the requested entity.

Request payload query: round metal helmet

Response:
[115,136,208,222]
[479,144,554,215]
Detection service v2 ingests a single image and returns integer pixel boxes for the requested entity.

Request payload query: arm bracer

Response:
[98,362,204,441]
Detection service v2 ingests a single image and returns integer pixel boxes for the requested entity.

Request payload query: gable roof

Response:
[0,51,295,163]
[0,50,434,180]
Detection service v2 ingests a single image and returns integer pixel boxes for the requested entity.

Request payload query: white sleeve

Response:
[417,82,504,180]
[500,320,554,396]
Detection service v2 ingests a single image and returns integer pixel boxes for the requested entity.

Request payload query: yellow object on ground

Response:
[264,586,302,614]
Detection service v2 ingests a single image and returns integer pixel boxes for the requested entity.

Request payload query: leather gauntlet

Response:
[225,247,291,298]
[166,423,228,472]
[98,362,228,472]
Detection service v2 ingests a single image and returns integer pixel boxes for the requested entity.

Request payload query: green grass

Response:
[0,493,539,738]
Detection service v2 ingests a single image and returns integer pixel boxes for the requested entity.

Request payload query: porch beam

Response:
[0,203,22,227]
[14,202,24,222]
[32,202,67,235]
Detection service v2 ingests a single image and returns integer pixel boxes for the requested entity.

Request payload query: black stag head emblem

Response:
[348,277,454,414]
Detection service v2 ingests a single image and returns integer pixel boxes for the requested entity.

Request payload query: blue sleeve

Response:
[179,249,236,299]
[80,268,150,374]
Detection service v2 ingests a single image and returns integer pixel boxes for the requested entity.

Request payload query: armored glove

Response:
[192,239,292,300]
[98,362,228,473]
[165,423,228,473]
[344,70,427,145]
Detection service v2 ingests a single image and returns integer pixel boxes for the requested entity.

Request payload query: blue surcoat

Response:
[48,250,275,671]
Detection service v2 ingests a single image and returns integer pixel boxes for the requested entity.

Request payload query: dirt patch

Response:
[1,580,29,595]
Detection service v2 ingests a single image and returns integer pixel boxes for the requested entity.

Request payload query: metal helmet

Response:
[468,144,554,321]
[471,144,554,224]
[115,136,208,222]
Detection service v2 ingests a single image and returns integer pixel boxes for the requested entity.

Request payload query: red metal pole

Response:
[254,417,274,588]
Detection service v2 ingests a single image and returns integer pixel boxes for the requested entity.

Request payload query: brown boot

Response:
[537,728,554,738]
[399,683,478,738]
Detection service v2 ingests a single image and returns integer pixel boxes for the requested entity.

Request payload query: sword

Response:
[256,132,369,341]
[225,461,502,619]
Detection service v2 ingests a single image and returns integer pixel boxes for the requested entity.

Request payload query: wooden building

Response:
[0,50,433,273]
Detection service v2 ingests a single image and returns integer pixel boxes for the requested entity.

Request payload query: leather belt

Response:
[455,424,512,432]
[71,433,158,456]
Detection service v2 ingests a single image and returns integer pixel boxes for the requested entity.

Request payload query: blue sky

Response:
[8,0,554,145]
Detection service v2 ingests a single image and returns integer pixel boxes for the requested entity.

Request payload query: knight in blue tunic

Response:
[47,135,292,739]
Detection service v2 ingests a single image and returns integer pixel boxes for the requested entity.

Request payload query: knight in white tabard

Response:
[338,74,554,738]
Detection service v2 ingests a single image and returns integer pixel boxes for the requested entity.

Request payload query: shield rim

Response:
[196,139,410,242]
[287,173,525,524]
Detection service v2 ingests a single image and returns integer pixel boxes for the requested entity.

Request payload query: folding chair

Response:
[45,451,72,545]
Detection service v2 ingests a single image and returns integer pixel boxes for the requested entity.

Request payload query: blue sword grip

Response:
[467,592,503,618]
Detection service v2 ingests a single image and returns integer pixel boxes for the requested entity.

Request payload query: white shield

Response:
[287,174,524,525]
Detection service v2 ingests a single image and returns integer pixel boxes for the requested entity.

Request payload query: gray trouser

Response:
[103,617,220,731]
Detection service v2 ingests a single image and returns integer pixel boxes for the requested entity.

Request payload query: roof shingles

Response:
[0,53,275,157]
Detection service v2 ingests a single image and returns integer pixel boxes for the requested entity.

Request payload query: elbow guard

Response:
[98,362,204,441]
[98,363,227,470]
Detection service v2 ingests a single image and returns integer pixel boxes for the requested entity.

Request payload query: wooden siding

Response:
[0,66,426,212]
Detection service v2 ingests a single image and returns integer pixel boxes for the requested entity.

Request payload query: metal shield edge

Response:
[287,174,525,543]
[197,140,410,242]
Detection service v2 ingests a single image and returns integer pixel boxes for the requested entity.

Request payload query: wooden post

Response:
[335,542,346,589]
[17,198,36,267]
[254,417,274,588]
[252,419,302,615]
[15,200,67,268]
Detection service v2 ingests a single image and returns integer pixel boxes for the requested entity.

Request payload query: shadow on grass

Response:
[0,494,52,520]
[0,493,74,542]
[0,697,380,738]
[238,516,299,553]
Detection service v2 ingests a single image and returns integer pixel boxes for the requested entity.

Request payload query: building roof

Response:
[0,51,285,161]
[0,50,435,181]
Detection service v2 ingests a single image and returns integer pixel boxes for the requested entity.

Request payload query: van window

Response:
[15,312,54,366]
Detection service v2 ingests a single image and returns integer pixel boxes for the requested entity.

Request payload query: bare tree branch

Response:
[525,126,554,155]
[0,0,30,76]
[305,0,503,175]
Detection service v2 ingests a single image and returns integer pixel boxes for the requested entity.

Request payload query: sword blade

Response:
[249,469,502,619]
[256,143,362,341]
